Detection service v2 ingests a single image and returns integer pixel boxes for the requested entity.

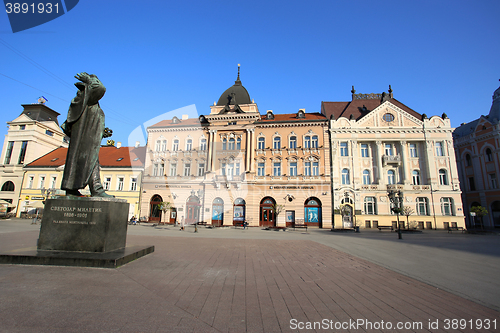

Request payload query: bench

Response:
[292,223,308,231]
[197,221,207,226]
[234,221,247,229]
[378,226,393,231]
[448,226,465,233]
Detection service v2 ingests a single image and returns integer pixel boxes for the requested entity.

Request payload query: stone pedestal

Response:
[38,196,129,252]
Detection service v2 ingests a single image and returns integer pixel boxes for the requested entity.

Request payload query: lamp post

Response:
[387,189,403,239]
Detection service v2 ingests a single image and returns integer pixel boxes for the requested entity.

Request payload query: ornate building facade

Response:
[323,87,465,229]
[453,83,500,228]
[140,70,332,227]
[0,103,68,213]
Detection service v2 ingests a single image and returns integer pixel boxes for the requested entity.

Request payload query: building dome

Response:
[216,66,252,106]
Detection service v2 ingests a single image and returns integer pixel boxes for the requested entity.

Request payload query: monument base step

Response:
[0,245,154,268]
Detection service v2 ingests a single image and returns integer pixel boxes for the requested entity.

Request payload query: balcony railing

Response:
[382,155,401,166]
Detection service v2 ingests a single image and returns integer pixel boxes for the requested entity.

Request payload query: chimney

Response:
[181,114,189,120]
[116,142,122,148]
[135,141,140,148]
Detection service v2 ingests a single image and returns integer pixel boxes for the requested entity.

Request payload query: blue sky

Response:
[1,0,499,147]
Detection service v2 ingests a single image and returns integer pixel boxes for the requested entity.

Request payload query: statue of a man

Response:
[61,72,112,197]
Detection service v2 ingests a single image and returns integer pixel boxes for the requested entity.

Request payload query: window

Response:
[130,177,137,191]
[387,170,395,184]
[273,162,281,176]
[486,148,493,162]
[289,136,297,149]
[50,176,57,188]
[39,176,45,189]
[161,140,167,151]
[18,141,28,164]
[312,162,319,176]
[222,139,227,150]
[304,136,311,149]
[198,163,205,176]
[383,113,395,122]
[19,125,25,130]
[364,197,377,215]
[1,181,14,192]
[465,154,471,166]
[289,162,297,176]
[441,198,454,216]
[155,140,161,151]
[4,141,13,164]
[489,173,498,189]
[311,136,318,148]
[184,163,191,176]
[227,138,235,150]
[340,142,348,156]
[45,130,53,136]
[104,177,111,190]
[409,143,418,157]
[152,163,158,176]
[258,137,265,150]
[221,163,226,176]
[169,162,177,176]
[200,138,207,151]
[186,139,192,151]
[341,168,350,185]
[158,163,164,176]
[117,177,124,191]
[236,138,241,150]
[173,139,179,151]
[439,169,448,185]
[385,144,393,156]
[28,176,34,189]
[235,162,240,176]
[362,170,371,185]
[273,137,281,150]
[416,197,429,215]
[360,144,369,157]
[435,142,444,156]
[412,170,421,185]
[469,177,476,191]
[304,162,311,176]
[258,162,265,176]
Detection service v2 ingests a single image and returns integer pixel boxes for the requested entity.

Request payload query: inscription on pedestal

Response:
[38,197,129,253]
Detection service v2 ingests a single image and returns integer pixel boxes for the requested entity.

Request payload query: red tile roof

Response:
[149,118,202,128]
[257,112,327,122]
[321,98,422,121]
[25,146,145,168]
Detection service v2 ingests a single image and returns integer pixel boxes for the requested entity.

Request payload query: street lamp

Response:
[387,189,404,239]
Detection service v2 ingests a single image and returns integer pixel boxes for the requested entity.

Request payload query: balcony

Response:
[382,155,401,166]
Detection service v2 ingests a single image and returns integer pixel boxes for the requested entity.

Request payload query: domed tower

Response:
[488,81,500,123]
[209,64,259,115]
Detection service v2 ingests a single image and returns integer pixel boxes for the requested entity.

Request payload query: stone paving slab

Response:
[0,229,498,332]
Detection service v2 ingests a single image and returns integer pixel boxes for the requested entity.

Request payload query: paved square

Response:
[0,224,498,332]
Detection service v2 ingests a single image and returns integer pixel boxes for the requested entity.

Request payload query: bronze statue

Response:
[61,72,113,197]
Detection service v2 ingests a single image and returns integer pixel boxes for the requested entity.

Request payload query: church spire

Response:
[235,64,241,85]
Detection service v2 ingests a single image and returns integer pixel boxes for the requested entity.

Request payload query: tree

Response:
[270,203,284,224]
[337,204,353,229]
[470,205,488,229]
[158,201,172,225]
[402,206,415,229]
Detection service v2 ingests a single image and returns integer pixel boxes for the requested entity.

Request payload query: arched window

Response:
[416,197,429,215]
[289,136,297,149]
[364,197,377,215]
[465,154,472,166]
[341,169,350,185]
[362,170,371,185]
[304,136,311,149]
[155,140,161,151]
[387,170,395,184]
[311,136,318,148]
[412,170,421,185]
[200,138,207,151]
[486,148,493,162]
[172,139,179,151]
[186,139,192,151]
[1,181,14,192]
[273,137,281,150]
[439,169,448,185]
[222,138,227,150]
[236,138,241,150]
[258,137,265,150]
[228,138,235,150]
[441,197,454,216]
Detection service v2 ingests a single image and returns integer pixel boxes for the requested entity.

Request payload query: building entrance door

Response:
[212,197,224,226]
[185,196,200,224]
[260,197,275,227]
[149,194,162,222]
